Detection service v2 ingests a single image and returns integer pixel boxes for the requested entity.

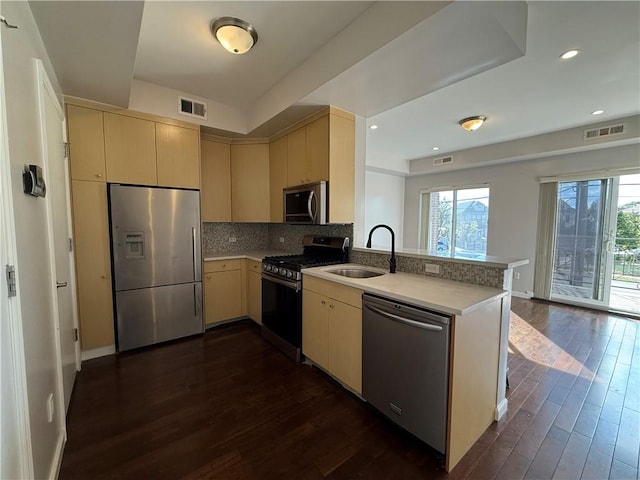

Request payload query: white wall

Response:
[364,169,405,249]
[404,143,640,295]
[0,2,65,478]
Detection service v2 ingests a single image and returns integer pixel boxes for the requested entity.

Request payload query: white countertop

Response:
[203,250,289,263]
[352,247,529,269]
[302,263,507,316]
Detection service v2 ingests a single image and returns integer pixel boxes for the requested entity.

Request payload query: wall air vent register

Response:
[583,124,625,140]
[178,96,207,120]
[433,156,453,166]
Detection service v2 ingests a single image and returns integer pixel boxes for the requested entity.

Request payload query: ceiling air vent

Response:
[178,96,207,120]
[433,156,453,166]
[583,124,625,140]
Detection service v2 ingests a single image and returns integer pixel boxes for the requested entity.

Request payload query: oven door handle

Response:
[262,273,300,292]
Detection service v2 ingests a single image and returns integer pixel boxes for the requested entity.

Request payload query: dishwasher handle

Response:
[365,304,444,332]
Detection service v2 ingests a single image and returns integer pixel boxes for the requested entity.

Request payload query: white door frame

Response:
[0,19,35,479]
[34,60,74,469]
[35,59,81,376]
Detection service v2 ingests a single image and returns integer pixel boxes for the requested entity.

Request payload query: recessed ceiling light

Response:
[560,49,580,60]
[591,109,604,115]
[369,125,378,130]
[211,17,258,55]
[432,147,439,151]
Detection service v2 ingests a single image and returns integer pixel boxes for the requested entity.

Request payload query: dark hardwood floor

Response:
[59,299,639,480]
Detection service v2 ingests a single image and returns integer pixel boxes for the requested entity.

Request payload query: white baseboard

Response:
[495,398,509,421]
[511,290,533,299]
[48,431,65,480]
[81,345,116,361]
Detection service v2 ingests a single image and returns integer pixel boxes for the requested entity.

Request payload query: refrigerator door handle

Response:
[193,283,197,317]
[192,227,197,281]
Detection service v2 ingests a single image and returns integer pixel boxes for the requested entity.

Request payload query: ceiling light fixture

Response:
[591,109,604,115]
[369,125,378,130]
[458,115,486,132]
[560,49,580,60]
[432,147,439,151]
[211,17,258,55]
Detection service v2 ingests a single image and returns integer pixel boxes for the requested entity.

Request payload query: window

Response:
[420,186,490,255]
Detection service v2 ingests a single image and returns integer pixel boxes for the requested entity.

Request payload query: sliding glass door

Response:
[551,179,613,305]
[548,174,640,314]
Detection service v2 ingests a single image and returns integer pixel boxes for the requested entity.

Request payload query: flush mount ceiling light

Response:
[369,124,378,130]
[560,49,580,60]
[591,109,605,115]
[458,115,486,132]
[211,17,258,55]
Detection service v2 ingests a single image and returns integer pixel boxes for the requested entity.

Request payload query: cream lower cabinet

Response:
[302,276,363,393]
[203,259,245,326]
[246,260,262,324]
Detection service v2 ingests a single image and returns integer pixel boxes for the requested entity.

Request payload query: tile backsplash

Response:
[350,250,506,289]
[202,222,353,256]
[203,223,505,289]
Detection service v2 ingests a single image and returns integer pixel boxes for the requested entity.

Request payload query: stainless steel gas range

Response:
[261,235,349,361]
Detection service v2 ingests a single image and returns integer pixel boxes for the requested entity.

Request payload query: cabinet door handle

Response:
[329,304,334,309]
[56,281,67,288]
[321,300,326,305]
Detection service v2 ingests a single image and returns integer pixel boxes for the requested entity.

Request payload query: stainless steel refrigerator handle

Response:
[192,227,197,281]
[193,283,197,317]
[262,274,300,292]
[364,304,443,331]
[307,190,316,222]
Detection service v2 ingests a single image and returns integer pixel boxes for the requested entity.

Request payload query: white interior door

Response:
[38,62,78,411]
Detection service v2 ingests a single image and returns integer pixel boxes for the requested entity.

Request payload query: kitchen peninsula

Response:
[301,261,515,472]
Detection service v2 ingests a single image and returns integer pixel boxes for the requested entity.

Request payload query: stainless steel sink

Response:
[328,268,384,279]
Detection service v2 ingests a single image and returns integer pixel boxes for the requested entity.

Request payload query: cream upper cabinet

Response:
[71,180,114,350]
[231,143,270,222]
[201,139,231,222]
[305,116,329,183]
[156,123,200,189]
[327,113,355,223]
[286,116,329,187]
[283,111,355,223]
[287,127,306,186]
[302,276,363,393]
[66,105,106,182]
[104,112,157,186]
[269,136,288,222]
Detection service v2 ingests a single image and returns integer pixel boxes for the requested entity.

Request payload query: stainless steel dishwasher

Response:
[362,293,451,455]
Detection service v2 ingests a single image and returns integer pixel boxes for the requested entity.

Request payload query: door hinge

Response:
[63,142,70,158]
[68,237,73,252]
[5,265,17,297]
[73,328,78,342]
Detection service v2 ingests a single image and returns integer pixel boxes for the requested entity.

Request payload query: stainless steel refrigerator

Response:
[109,184,203,351]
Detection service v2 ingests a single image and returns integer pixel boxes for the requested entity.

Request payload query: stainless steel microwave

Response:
[283,181,327,224]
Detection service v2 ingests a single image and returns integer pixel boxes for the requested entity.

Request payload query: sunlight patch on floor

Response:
[508,312,595,379]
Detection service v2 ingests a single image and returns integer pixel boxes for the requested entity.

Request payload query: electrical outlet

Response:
[514,271,520,280]
[424,263,440,274]
[46,393,54,423]
[279,237,285,243]
[228,237,237,243]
